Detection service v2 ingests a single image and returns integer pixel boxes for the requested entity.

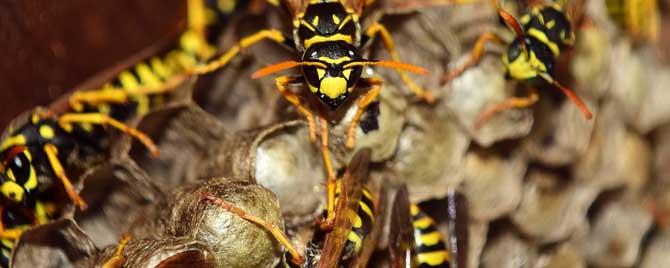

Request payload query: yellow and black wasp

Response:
[0,0,250,258]
[389,186,469,268]
[202,148,383,268]
[441,0,593,128]
[605,0,660,43]
[66,0,253,118]
[188,0,433,226]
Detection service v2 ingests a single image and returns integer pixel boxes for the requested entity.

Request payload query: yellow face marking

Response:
[39,125,55,139]
[0,135,26,152]
[347,231,363,252]
[1,182,25,202]
[304,33,353,48]
[418,231,445,246]
[308,84,319,93]
[312,16,319,27]
[332,14,341,25]
[342,69,352,79]
[300,20,317,32]
[20,150,37,191]
[417,250,450,266]
[320,77,348,99]
[317,69,326,79]
[338,15,353,31]
[504,48,547,80]
[318,56,351,65]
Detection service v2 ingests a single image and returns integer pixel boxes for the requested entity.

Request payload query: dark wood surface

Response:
[0,0,184,128]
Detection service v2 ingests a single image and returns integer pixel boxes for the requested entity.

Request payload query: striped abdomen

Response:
[339,185,376,261]
[100,29,213,121]
[411,204,450,268]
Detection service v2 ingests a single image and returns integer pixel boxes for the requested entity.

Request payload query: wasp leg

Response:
[346,78,383,149]
[101,234,131,268]
[201,192,303,265]
[365,23,436,103]
[58,113,159,157]
[440,31,505,85]
[275,75,318,143]
[43,144,88,210]
[474,87,539,129]
[320,117,337,231]
[68,89,128,112]
[190,29,286,75]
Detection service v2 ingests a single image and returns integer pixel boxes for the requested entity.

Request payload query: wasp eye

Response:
[8,152,31,185]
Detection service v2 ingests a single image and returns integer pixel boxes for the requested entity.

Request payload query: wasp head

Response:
[0,145,38,205]
[301,41,363,109]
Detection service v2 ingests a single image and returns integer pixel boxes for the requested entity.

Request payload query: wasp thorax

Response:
[301,41,363,109]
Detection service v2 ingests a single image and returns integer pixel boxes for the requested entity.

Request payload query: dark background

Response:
[0,0,184,128]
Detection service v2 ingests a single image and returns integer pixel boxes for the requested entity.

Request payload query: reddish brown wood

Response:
[0,0,185,127]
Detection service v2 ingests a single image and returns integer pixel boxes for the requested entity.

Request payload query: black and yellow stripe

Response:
[337,184,376,261]
[0,1,247,255]
[0,206,39,268]
[410,204,451,268]
[293,181,377,267]
[76,0,245,122]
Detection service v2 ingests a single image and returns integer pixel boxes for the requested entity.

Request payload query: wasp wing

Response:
[446,188,469,268]
[388,185,414,268]
[317,148,371,268]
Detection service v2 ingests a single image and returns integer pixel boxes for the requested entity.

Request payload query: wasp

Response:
[202,148,382,268]
[389,186,468,268]
[605,0,660,43]
[66,0,252,118]
[188,0,433,226]
[0,0,249,249]
[441,0,593,128]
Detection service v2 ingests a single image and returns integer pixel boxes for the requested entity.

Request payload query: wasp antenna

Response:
[252,60,328,79]
[539,73,593,120]
[344,60,429,75]
[495,3,525,38]
[374,60,430,75]
[252,61,304,79]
